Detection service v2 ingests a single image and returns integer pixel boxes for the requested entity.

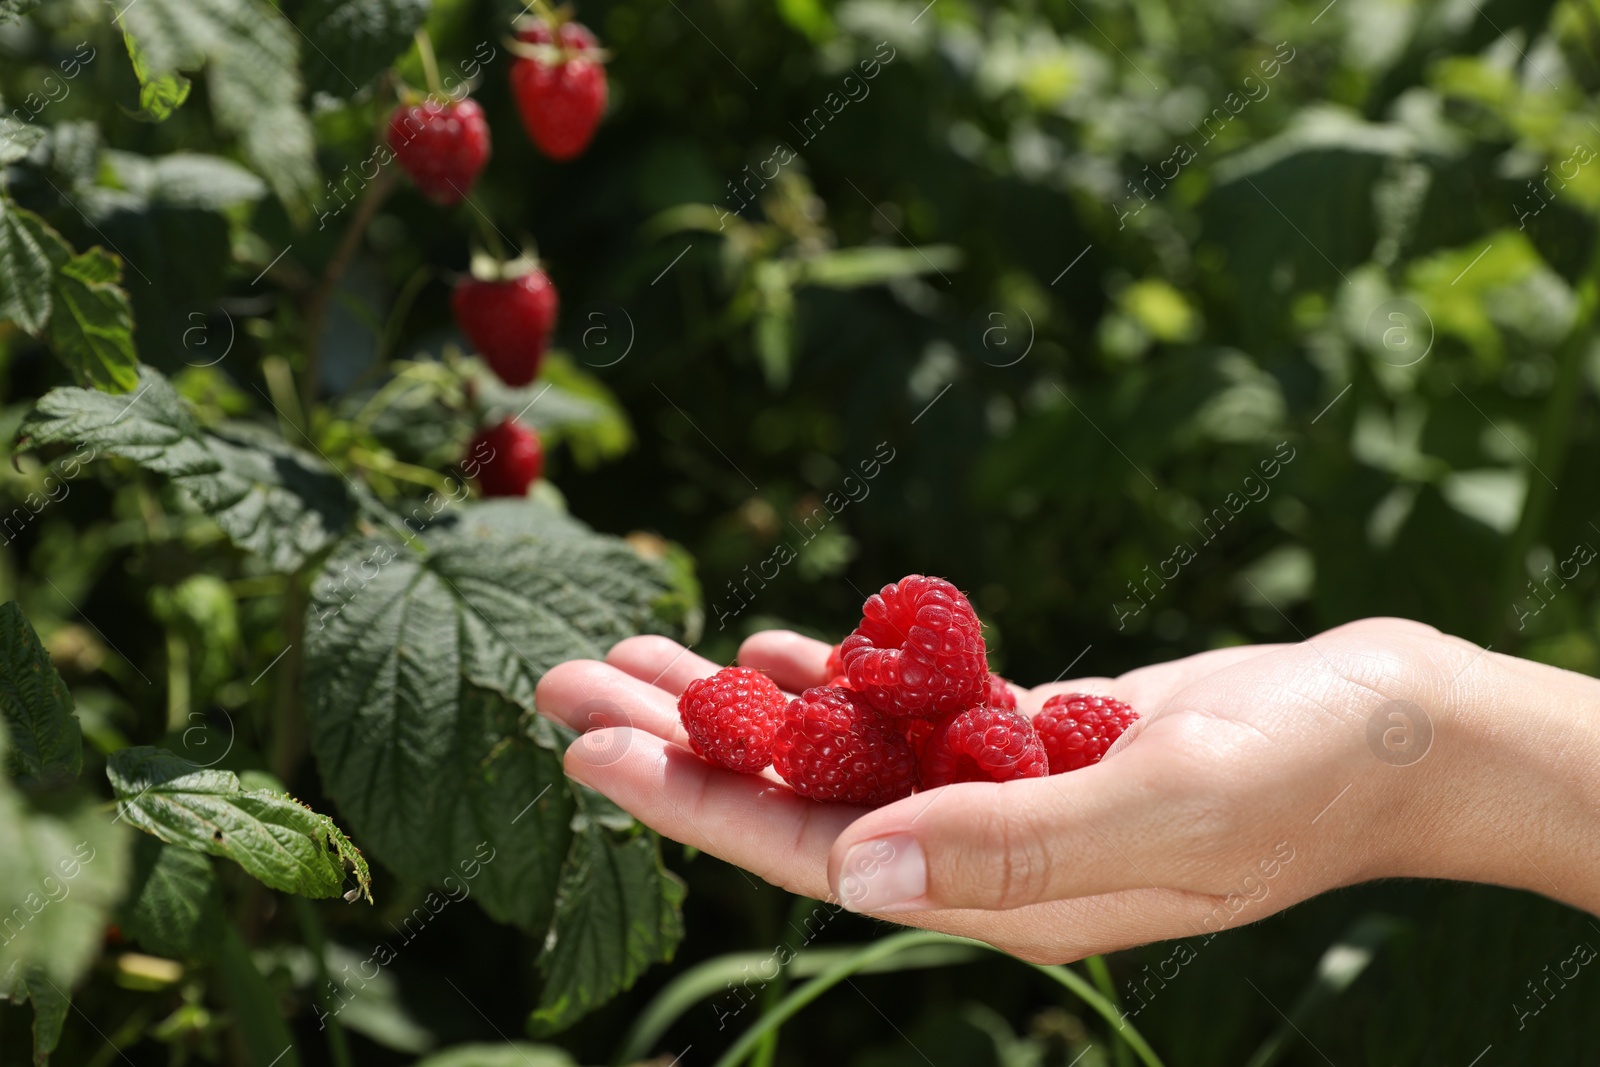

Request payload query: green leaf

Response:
[0,198,57,335]
[0,965,70,1067]
[0,115,45,166]
[795,244,964,288]
[118,837,223,959]
[411,1045,576,1067]
[104,150,268,211]
[0,602,82,789]
[0,0,38,26]
[528,797,686,1036]
[121,30,192,121]
[22,968,67,1066]
[106,745,373,902]
[48,249,140,394]
[17,367,360,571]
[120,0,319,217]
[215,923,301,1067]
[0,785,131,990]
[295,0,433,97]
[304,499,685,978]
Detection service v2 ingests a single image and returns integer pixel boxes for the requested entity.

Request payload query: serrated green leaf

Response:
[0,602,82,790]
[118,837,223,959]
[412,1045,576,1067]
[0,197,57,335]
[49,249,140,394]
[305,500,683,944]
[294,0,433,97]
[0,963,71,1067]
[0,783,131,991]
[122,30,192,121]
[17,367,359,571]
[121,0,319,217]
[0,115,45,166]
[528,799,685,1036]
[22,968,66,1066]
[106,745,372,901]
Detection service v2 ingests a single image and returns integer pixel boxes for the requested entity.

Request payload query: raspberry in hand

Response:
[773,686,917,806]
[841,574,988,719]
[920,706,1049,787]
[678,666,787,773]
[987,673,1016,711]
[1032,693,1138,774]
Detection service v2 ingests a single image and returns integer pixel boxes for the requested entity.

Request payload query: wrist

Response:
[1407,648,1600,914]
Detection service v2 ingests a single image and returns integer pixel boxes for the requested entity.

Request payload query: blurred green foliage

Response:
[3,0,1600,1063]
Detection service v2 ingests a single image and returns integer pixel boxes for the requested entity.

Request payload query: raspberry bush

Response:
[2,0,1598,1063]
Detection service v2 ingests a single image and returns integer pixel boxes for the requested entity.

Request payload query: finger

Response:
[565,727,857,899]
[904,886,1239,965]
[826,749,1189,912]
[536,658,690,748]
[1025,644,1288,717]
[738,630,834,692]
[607,634,725,697]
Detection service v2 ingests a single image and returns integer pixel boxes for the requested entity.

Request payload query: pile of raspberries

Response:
[677,574,1138,807]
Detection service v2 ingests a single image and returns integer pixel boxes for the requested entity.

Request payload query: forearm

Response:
[1406,650,1600,914]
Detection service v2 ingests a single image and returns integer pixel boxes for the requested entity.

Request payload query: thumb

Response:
[827,752,1184,913]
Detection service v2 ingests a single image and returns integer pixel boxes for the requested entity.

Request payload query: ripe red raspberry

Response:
[1033,693,1139,774]
[452,268,559,387]
[824,642,844,678]
[511,19,607,161]
[386,98,491,205]
[919,706,1048,788]
[467,418,543,497]
[773,687,916,806]
[678,667,787,773]
[841,575,987,719]
[987,674,1016,711]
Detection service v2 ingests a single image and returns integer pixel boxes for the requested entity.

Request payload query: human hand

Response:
[534,618,1600,964]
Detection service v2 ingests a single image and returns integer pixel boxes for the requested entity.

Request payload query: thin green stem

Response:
[413,29,443,99]
[749,895,819,1067]
[710,932,1166,1067]
[1029,961,1163,1067]
[613,941,983,1065]
[292,897,355,1067]
[1085,954,1134,1067]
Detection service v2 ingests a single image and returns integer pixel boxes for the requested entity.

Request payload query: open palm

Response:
[536,619,1493,963]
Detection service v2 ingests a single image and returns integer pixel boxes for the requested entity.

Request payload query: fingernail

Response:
[835,833,927,913]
